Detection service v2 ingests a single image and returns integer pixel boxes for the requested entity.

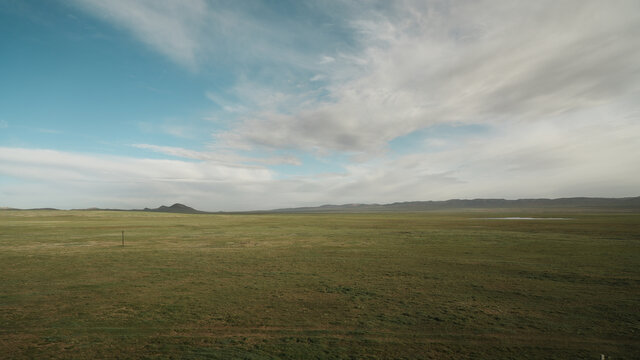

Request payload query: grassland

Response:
[0,210,638,359]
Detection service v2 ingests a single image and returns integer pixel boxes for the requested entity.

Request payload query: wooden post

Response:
[122,230,125,246]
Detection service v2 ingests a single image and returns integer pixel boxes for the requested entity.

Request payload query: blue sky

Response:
[1,0,639,211]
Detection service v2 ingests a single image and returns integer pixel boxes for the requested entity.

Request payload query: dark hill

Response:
[143,203,205,214]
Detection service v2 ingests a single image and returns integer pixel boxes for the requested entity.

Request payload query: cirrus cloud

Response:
[216,0,640,156]
[3,1,638,210]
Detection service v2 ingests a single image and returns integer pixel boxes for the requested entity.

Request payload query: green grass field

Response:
[0,210,638,359]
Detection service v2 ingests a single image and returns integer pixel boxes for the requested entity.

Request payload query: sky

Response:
[1,0,639,211]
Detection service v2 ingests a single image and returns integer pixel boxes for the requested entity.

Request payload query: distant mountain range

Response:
[267,196,640,213]
[2,197,639,213]
[0,203,205,214]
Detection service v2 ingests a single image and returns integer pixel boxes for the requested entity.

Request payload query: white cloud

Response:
[132,144,301,166]
[217,0,640,155]
[71,0,207,69]
[0,147,274,210]
[36,128,62,134]
[0,147,272,183]
[9,1,637,210]
[3,104,638,211]
[205,92,247,114]
[71,0,354,73]
[292,106,640,204]
[137,119,202,139]
[160,124,192,139]
[319,56,335,64]
[69,0,640,157]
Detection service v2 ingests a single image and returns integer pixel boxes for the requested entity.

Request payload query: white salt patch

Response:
[479,217,570,220]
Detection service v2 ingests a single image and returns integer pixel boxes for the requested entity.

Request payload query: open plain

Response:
[0,209,638,359]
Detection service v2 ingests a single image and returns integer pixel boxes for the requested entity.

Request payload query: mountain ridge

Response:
[2,197,639,213]
[266,196,640,213]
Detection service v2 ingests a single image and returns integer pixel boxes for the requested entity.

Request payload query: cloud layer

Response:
[71,0,208,68]
[3,107,638,210]
[2,0,638,210]
[216,0,640,155]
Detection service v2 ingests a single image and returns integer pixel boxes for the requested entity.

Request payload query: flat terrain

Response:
[0,210,638,359]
